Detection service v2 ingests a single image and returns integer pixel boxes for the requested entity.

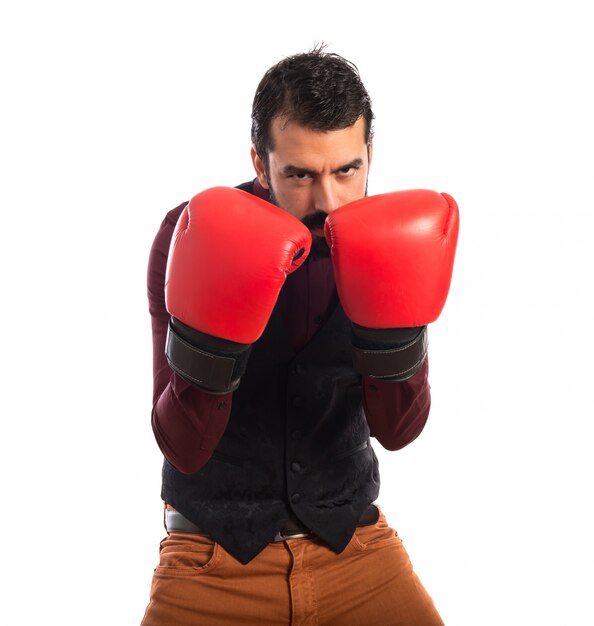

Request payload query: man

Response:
[141,47,458,625]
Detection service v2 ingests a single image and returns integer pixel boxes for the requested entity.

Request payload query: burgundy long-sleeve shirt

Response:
[148,182,432,475]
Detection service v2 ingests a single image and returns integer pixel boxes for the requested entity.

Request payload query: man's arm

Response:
[325,190,458,452]
[362,357,431,451]
[148,204,233,474]
[148,190,312,474]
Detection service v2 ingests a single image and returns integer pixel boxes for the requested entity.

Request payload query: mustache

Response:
[301,212,328,231]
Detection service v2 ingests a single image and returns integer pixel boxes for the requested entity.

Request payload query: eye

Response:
[287,171,313,183]
[338,166,357,177]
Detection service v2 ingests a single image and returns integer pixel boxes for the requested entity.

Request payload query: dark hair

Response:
[251,45,374,165]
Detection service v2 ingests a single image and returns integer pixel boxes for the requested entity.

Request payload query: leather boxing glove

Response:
[165,187,312,393]
[324,189,459,380]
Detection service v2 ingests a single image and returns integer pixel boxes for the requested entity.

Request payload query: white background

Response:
[1,1,592,624]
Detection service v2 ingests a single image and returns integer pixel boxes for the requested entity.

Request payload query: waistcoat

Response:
[161,186,380,564]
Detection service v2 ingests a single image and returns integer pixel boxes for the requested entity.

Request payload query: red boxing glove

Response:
[324,189,459,379]
[165,187,311,392]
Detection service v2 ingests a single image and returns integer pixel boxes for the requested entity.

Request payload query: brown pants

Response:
[140,509,444,625]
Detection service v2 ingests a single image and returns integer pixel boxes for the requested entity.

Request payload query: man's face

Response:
[251,116,371,255]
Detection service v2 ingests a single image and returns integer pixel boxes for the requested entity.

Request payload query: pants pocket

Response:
[154,532,222,577]
[349,511,401,553]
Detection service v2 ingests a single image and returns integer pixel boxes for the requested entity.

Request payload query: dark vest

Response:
[161,186,380,564]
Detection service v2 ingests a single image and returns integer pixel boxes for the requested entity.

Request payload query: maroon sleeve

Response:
[147,203,232,474]
[362,356,431,451]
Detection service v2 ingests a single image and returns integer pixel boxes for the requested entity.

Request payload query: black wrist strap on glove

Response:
[351,324,428,382]
[166,317,252,394]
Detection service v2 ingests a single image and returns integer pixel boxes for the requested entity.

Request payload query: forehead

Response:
[268,117,368,168]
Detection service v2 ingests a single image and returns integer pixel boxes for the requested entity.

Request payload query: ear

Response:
[251,146,269,189]
[367,142,373,168]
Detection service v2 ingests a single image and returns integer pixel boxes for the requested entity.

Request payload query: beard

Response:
[267,178,369,259]
[268,185,331,258]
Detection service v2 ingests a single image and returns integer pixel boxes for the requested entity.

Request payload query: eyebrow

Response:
[281,158,364,177]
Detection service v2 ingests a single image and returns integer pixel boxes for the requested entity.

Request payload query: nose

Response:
[314,178,339,214]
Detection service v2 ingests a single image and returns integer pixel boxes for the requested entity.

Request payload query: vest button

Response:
[290,462,301,473]
[292,363,305,375]
[291,430,302,440]
[291,396,304,408]
[291,493,301,504]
